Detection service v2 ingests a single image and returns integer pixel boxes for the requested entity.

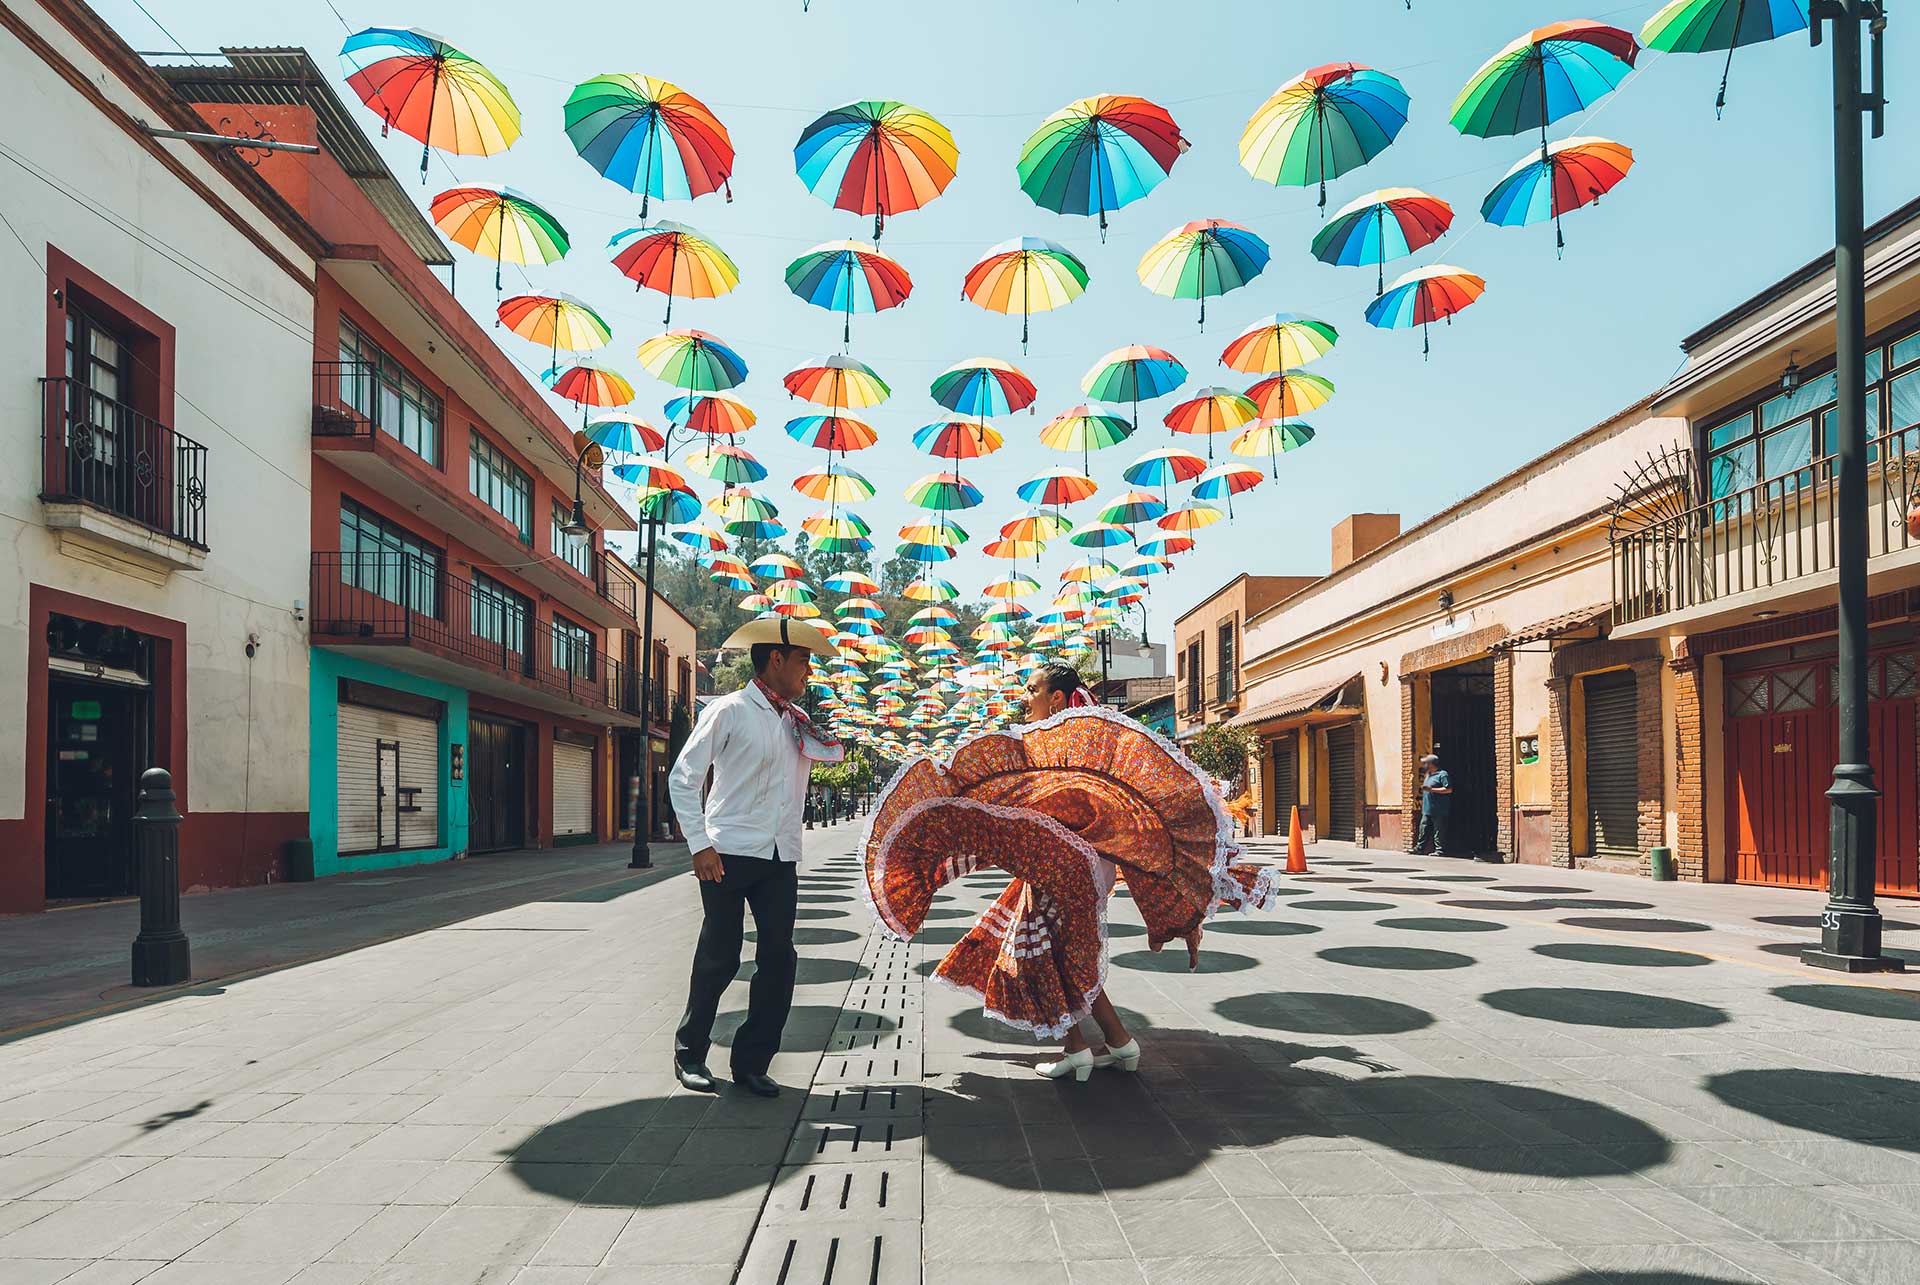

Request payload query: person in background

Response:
[1413,751,1454,856]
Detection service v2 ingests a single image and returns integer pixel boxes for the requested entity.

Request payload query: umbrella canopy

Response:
[1311,187,1456,295]
[767,577,817,603]
[584,411,665,455]
[665,391,756,436]
[1123,446,1208,489]
[496,294,609,367]
[835,596,886,619]
[1039,405,1134,472]
[1018,95,1188,238]
[826,571,881,595]
[708,487,779,522]
[633,486,702,524]
[785,412,878,454]
[638,329,748,391]
[1000,510,1072,541]
[671,523,729,551]
[1481,136,1635,255]
[1158,503,1224,532]
[905,472,985,512]
[1364,265,1488,356]
[784,354,890,410]
[930,358,1038,417]
[1246,370,1335,422]
[1016,467,1100,507]
[1164,387,1258,458]
[1098,490,1170,525]
[609,457,690,492]
[429,186,568,295]
[1239,62,1411,210]
[794,101,959,238]
[1137,535,1195,557]
[340,28,519,178]
[1067,520,1135,549]
[1220,313,1339,374]
[544,362,633,411]
[962,238,1089,351]
[903,576,960,602]
[606,223,739,325]
[1137,220,1270,329]
[1451,21,1639,153]
[808,511,875,539]
[563,73,733,217]
[1081,345,1187,428]
[752,553,806,579]
[786,241,913,345]
[1641,0,1810,115]
[982,536,1047,561]
[708,566,754,592]
[684,443,766,485]
[983,573,1042,599]
[913,420,1004,461]
[793,464,876,502]
[1231,419,1318,478]
[1193,462,1265,503]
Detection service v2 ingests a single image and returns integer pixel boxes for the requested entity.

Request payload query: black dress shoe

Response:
[674,1060,718,1093]
[731,1071,780,1098]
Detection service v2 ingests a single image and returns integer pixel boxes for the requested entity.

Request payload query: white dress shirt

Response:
[667,682,809,863]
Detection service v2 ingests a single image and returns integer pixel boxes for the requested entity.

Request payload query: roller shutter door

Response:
[1268,738,1297,834]
[337,702,440,853]
[553,740,594,839]
[1584,671,1640,860]
[1326,725,1357,843]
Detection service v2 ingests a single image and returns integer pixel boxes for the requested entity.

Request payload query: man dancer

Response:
[668,619,839,1098]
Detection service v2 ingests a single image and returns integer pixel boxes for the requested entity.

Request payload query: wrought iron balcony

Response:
[40,377,208,548]
[312,360,379,439]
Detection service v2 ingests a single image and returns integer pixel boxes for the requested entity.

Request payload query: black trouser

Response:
[1414,811,1451,855]
[675,853,799,1076]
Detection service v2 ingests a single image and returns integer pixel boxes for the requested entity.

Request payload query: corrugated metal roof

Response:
[150,48,452,267]
[1227,675,1360,728]
[1493,604,1610,651]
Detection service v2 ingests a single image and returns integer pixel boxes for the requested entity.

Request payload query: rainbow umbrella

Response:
[665,391,756,436]
[906,472,984,512]
[563,74,734,218]
[930,357,1038,418]
[794,101,958,239]
[1311,188,1455,295]
[429,186,568,297]
[962,238,1089,351]
[544,363,633,423]
[983,536,1046,561]
[1232,419,1318,478]
[1120,553,1173,578]
[1221,313,1339,375]
[784,355,891,409]
[767,577,818,603]
[685,443,766,485]
[983,573,1042,599]
[496,294,609,368]
[1365,265,1487,356]
[672,523,729,552]
[1098,490,1168,525]
[708,487,778,523]
[786,240,912,345]
[752,553,806,579]
[1000,510,1071,541]
[1138,535,1195,557]
[1158,503,1224,533]
[609,457,690,492]
[794,465,876,503]
[1246,371,1335,422]
[1018,95,1188,238]
[738,592,774,612]
[638,329,747,391]
[1239,63,1411,210]
[811,511,875,539]
[1193,462,1265,516]
[1082,345,1187,430]
[340,28,519,179]
[785,413,878,454]
[1123,446,1207,490]
[1481,136,1635,256]
[836,596,886,619]
[633,487,702,524]
[1451,21,1639,156]
[913,421,1004,461]
[607,223,739,324]
[772,600,823,620]
[1137,220,1270,329]
[1067,520,1134,549]
[1017,467,1099,507]
[1164,387,1258,459]
[903,576,960,602]
[982,601,1032,622]
[1642,0,1810,116]
[898,538,959,563]
[584,411,665,455]
[827,572,880,597]
[707,563,754,592]
[1039,405,1134,472]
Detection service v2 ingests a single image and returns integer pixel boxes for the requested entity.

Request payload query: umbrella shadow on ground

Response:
[1533,942,1712,968]
[1443,897,1656,912]
[1479,987,1729,1029]
[1769,983,1920,1021]
[1317,946,1476,971]
[1705,1069,1920,1153]
[737,956,871,986]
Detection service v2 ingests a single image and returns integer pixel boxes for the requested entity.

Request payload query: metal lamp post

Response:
[629,424,688,870]
[1804,1,1902,973]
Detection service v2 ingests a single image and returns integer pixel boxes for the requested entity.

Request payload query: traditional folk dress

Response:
[862,707,1279,1039]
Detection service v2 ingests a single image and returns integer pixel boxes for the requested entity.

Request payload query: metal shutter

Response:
[553,740,594,839]
[1584,671,1640,860]
[1268,738,1297,834]
[337,702,440,853]
[1326,725,1357,843]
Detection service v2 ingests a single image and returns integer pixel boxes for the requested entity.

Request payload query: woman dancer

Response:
[862,660,1277,1081]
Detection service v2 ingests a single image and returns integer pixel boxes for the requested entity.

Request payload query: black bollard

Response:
[131,767,191,987]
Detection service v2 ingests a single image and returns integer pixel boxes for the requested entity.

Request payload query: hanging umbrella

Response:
[1311,188,1455,295]
[1000,510,1072,541]
[913,420,1004,461]
[584,411,665,455]
[544,363,634,423]
[930,358,1038,418]
[962,237,1089,351]
[1067,520,1135,549]
[665,391,756,436]
[794,101,959,239]
[672,523,729,552]
[429,186,568,297]
[752,554,806,579]
[1158,503,1224,532]
[1018,95,1188,239]
[1246,371,1335,422]
[633,486,702,525]
[812,511,875,539]
[983,536,1047,561]
[607,223,739,324]
[1082,345,1187,430]
[1239,62,1411,211]
[1016,467,1099,507]
[496,294,609,368]
[1039,405,1134,472]
[684,443,767,485]
[1481,136,1635,256]
[340,28,519,179]
[785,413,878,454]
[1642,0,1809,116]
[905,472,985,512]
[708,565,755,592]
[609,457,690,492]
[1164,387,1258,459]
[1193,462,1265,518]
[827,571,881,595]
[1123,446,1208,491]
[1365,265,1487,356]
[1220,314,1339,375]
[983,573,1042,599]
[784,355,891,409]
[1120,553,1173,577]
[1138,535,1195,557]
[708,487,778,523]
[903,576,960,602]
[637,329,748,391]
[738,592,774,612]
[786,241,912,346]
[794,465,877,502]
[835,595,886,617]
[767,577,818,603]
[1451,21,1639,157]
[563,73,734,218]
[899,519,965,547]
[1232,419,1318,478]
[1098,490,1169,525]
[1137,220,1270,329]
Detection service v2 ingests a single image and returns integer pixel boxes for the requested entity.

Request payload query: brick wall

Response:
[1547,636,1668,874]
[1671,656,1705,881]
[1548,677,1572,868]
[1399,676,1418,852]
[1494,652,1515,859]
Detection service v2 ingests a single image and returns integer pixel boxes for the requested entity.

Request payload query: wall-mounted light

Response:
[1754,609,1779,619]
[1781,351,1803,397]
[561,498,590,539]
[291,598,306,624]
[1437,587,1455,615]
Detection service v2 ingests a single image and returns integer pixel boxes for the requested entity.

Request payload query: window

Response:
[1184,641,1203,712]
[339,498,441,617]
[1217,621,1236,678]
[471,572,530,655]
[338,319,441,465]
[470,433,532,542]
[552,501,593,578]
[552,613,595,678]
[64,303,132,466]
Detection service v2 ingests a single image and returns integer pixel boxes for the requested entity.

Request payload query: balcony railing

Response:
[311,552,641,718]
[40,377,208,548]
[1611,428,1920,627]
[1215,670,1239,703]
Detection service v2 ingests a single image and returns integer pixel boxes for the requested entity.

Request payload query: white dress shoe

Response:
[1035,1047,1096,1081]
[1093,1038,1141,1072]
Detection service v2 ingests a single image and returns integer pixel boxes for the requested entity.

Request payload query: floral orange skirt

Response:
[863,708,1279,1039]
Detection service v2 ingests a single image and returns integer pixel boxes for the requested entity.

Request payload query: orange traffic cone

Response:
[1286,805,1308,874]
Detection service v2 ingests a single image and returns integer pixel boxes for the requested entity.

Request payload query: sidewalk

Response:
[1,822,1918,1283]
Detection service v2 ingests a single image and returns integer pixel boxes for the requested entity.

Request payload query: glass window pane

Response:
[1760,420,1814,484]
[1709,412,1752,450]
[1893,330,1920,370]
[1710,441,1757,498]
[1866,347,1884,385]
[1762,372,1838,430]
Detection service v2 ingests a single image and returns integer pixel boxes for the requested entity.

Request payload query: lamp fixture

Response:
[1437,587,1456,615]
[561,498,589,539]
[1782,351,1803,396]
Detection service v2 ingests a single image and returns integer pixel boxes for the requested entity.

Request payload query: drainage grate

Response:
[785,1117,920,1164]
[761,1158,921,1222]
[734,1217,920,1285]
[814,1051,915,1085]
[802,1084,923,1122]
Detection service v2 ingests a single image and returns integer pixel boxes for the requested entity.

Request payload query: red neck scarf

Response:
[754,678,843,761]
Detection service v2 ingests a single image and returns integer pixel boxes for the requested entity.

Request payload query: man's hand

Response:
[691,848,724,882]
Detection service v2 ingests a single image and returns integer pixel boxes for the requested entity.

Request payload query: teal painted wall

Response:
[309,650,469,877]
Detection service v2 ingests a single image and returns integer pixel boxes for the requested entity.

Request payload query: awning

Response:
[1494,603,1611,651]
[1228,674,1360,729]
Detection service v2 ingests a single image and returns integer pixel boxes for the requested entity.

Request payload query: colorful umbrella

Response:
[982,536,1046,561]
[785,413,878,454]
[1039,405,1134,472]
[784,355,891,409]
[913,420,1004,460]
[1138,535,1195,558]
[1018,95,1188,238]
[1000,510,1072,541]
[633,487,702,525]
[1158,503,1224,532]
[544,362,634,418]
[793,465,876,502]
[1246,371,1335,422]
[794,101,959,239]
[340,28,519,179]
[1220,314,1340,375]
[637,329,748,391]
[1193,462,1265,516]
[672,523,729,552]
[906,472,984,512]
[607,223,739,324]
[708,565,754,592]
[930,358,1037,418]
[584,411,665,455]
[899,519,964,546]
[1481,136,1635,256]
[962,238,1089,350]
[1067,520,1135,549]
[826,571,881,595]
[1641,0,1810,116]
[1163,387,1258,458]
[1239,62,1411,211]
[738,592,774,612]
[752,554,806,579]
[684,443,767,485]
[609,457,690,492]
[903,576,960,602]
[1082,345,1187,429]
[563,73,734,218]
[1137,220,1270,329]
[1231,419,1318,478]
[1016,467,1100,507]
[496,294,609,369]
[708,487,778,522]
[786,241,913,345]
[665,391,757,436]
[429,186,568,296]
[1310,188,1456,295]
[1451,21,1639,156]
[1098,490,1169,525]
[767,577,817,603]
[1364,265,1488,356]
[1123,448,1208,506]
[984,573,1043,599]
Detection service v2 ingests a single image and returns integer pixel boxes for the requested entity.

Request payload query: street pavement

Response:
[3,821,1920,1283]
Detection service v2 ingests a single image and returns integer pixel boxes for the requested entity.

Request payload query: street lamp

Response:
[628,422,688,870]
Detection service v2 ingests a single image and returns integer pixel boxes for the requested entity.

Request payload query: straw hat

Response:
[721,616,837,657]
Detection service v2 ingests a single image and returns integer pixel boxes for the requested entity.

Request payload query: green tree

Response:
[1187,722,1258,785]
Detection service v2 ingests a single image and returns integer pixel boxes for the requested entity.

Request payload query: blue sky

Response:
[109,0,1920,642]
